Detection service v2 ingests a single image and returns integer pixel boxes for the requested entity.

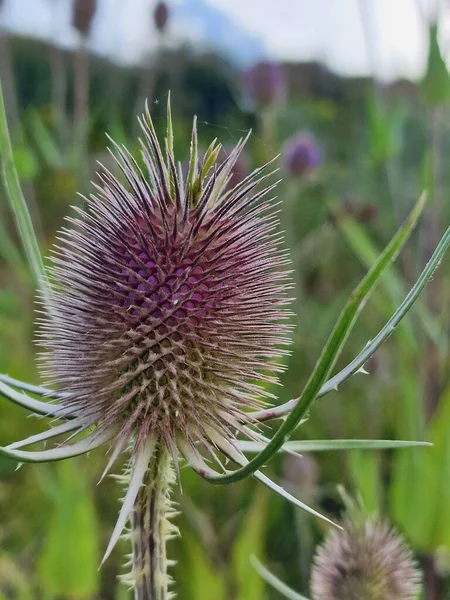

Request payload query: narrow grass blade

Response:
[0,217,29,281]
[0,77,48,297]
[28,108,64,169]
[0,428,113,463]
[0,381,72,418]
[251,557,310,600]
[238,439,432,453]
[204,194,427,484]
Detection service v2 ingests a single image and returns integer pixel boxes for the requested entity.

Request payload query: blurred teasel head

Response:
[244,60,287,107]
[311,517,422,600]
[72,0,97,36]
[154,1,169,33]
[282,132,322,178]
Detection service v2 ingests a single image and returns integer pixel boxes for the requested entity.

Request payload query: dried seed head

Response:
[311,518,422,600]
[39,102,292,459]
[154,1,169,33]
[72,0,97,36]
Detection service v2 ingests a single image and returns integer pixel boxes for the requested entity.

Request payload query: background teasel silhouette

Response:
[2,3,450,599]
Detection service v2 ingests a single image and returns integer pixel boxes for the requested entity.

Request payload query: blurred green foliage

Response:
[2,19,450,600]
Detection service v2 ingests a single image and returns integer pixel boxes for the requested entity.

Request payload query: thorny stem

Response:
[129,445,176,600]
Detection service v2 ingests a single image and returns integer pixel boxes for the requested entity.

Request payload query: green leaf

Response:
[0,78,48,297]
[232,491,268,600]
[366,96,403,164]
[38,460,100,597]
[183,533,226,600]
[0,217,28,281]
[205,194,428,484]
[12,145,38,180]
[238,439,431,453]
[421,23,450,106]
[349,451,381,515]
[391,384,450,551]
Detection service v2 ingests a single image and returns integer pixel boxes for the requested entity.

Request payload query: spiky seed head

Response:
[39,101,292,460]
[282,132,322,178]
[310,518,422,600]
[154,1,169,33]
[72,0,97,36]
[244,60,287,107]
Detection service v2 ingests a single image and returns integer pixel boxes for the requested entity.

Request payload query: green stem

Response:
[131,445,176,600]
[0,77,48,298]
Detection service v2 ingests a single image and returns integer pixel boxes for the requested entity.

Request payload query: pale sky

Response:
[0,0,445,81]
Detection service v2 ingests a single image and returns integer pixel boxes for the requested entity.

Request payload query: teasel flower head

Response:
[72,0,97,37]
[311,516,422,600]
[244,60,287,107]
[154,1,169,34]
[32,97,293,570]
[282,132,322,179]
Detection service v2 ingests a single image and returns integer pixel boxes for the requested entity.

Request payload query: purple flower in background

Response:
[72,0,97,36]
[154,1,169,34]
[282,132,322,178]
[244,60,287,107]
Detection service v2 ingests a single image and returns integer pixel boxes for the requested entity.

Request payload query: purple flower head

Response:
[154,1,169,33]
[39,103,292,461]
[72,0,97,36]
[282,132,322,178]
[244,60,287,107]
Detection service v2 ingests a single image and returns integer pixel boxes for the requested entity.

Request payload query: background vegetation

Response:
[1,3,450,599]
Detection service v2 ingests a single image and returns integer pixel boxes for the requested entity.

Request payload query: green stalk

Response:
[0,77,48,298]
[130,445,176,600]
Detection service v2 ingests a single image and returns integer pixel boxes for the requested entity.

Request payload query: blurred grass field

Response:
[2,2,450,599]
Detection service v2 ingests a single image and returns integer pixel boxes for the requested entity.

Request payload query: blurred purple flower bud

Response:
[154,1,169,33]
[282,132,322,178]
[72,0,97,36]
[244,60,287,107]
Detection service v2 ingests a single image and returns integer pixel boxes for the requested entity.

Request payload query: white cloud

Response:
[203,0,428,80]
[0,0,435,80]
